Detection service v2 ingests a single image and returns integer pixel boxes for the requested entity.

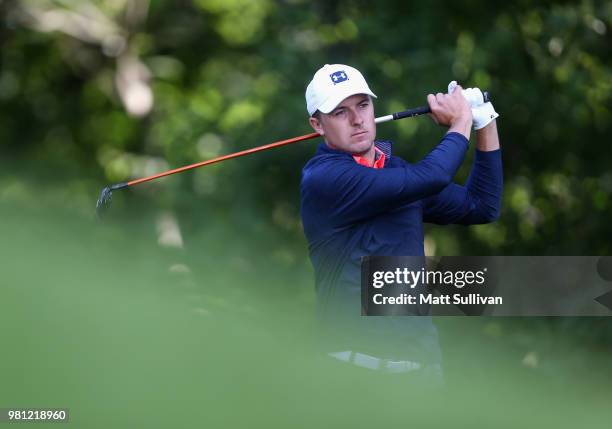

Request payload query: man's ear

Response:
[309,116,324,136]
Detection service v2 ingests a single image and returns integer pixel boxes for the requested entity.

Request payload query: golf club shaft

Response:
[118,90,491,189]
[127,131,320,187]
[126,106,428,188]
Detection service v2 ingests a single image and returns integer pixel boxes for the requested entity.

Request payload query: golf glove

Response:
[471,100,499,130]
[448,80,499,130]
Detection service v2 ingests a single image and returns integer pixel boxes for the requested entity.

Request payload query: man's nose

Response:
[349,109,364,126]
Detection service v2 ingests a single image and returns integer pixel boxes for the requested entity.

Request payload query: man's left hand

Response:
[448,81,499,130]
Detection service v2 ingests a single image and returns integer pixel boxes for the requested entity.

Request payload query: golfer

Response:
[300,64,502,379]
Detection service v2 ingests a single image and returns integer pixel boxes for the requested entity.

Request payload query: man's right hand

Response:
[427,84,473,139]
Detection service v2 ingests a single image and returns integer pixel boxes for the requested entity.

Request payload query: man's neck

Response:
[357,145,376,166]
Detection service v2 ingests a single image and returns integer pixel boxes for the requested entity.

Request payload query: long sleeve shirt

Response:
[299,132,503,362]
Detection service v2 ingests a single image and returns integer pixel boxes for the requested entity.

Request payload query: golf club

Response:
[96,90,490,216]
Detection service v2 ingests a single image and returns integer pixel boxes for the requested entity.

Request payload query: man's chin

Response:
[352,146,372,156]
[352,140,374,155]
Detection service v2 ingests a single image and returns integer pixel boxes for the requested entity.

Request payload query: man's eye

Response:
[334,110,345,116]
[360,102,369,108]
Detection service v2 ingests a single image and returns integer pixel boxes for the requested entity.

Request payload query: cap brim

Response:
[317,89,377,114]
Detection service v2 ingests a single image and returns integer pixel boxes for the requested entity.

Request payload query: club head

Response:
[96,182,129,219]
[96,186,113,218]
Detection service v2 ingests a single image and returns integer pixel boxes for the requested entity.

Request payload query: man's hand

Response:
[428,84,472,139]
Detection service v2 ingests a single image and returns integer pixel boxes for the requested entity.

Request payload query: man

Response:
[300,64,502,378]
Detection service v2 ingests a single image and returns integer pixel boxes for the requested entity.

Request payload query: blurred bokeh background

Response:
[1,0,611,427]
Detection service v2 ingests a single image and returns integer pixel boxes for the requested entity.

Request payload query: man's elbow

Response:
[481,203,502,223]
[430,172,453,194]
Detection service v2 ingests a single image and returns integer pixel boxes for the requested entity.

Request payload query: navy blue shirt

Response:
[300,132,503,362]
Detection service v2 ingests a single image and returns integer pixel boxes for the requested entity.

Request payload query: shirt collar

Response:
[315,140,392,166]
[353,147,386,169]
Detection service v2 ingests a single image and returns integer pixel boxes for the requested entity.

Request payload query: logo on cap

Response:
[330,70,348,85]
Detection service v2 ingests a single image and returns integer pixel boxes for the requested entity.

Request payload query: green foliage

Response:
[2,0,610,255]
[1,201,611,428]
[1,3,611,421]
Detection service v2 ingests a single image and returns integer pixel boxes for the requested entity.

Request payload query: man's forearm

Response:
[475,120,500,151]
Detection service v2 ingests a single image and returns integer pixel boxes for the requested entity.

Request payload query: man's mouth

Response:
[352,130,368,137]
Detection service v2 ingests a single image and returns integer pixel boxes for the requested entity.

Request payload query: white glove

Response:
[471,101,499,130]
[447,81,499,130]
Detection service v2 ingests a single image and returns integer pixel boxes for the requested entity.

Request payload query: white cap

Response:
[305,64,377,116]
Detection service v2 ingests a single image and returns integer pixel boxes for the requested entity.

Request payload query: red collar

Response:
[353,147,386,169]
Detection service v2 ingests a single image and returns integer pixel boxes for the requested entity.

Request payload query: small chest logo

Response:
[330,70,348,85]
